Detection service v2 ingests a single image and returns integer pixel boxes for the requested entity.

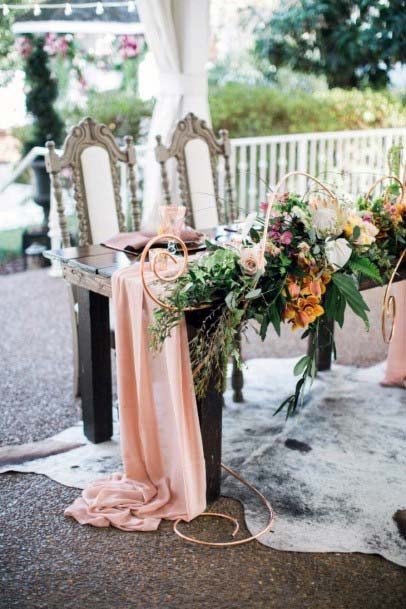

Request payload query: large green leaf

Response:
[349,257,382,284]
[325,282,346,327]
[293,355,310,376]
[331,273,370,329]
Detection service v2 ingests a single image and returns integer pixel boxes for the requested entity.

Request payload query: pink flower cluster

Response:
[15,37,32,59]
[119,35,142,60]
[44,33,70,58]
[268,220,293,246]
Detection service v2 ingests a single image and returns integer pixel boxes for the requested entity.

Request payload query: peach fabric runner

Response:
[65,263,206,531]
[382,280,406,388]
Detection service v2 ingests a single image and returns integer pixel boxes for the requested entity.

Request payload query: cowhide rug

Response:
[1,358,405,567]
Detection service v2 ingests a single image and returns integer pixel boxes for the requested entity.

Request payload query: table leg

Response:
[310,317,335,372]
[186,310,224,503]
[196,377,223,503]
[77,288,113,443]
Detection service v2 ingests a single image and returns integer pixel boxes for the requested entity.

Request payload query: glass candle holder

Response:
[159,205,186,254]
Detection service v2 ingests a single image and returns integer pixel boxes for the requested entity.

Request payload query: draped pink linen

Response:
[382,280,406,388]
[65,263,207,531]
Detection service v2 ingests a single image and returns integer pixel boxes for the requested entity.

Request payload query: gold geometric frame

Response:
[363,174,405,344]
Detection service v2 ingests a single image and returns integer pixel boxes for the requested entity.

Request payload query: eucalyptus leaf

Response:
[293,355,310,376]
[246,288,262,300]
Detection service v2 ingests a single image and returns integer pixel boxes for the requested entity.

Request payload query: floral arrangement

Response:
[150,175,405,417]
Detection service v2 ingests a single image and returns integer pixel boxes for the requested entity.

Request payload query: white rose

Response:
[325,238,352,271]
[239,244,265,276]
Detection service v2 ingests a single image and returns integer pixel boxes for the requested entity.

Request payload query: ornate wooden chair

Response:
[155,113,243,401]
[155,112,237,229]
[45,116,141,396]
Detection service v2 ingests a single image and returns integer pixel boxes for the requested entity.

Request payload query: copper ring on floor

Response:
[173,462,274,547]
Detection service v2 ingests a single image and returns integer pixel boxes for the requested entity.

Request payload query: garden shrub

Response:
[209,83,406,138]
[64,91,153,141]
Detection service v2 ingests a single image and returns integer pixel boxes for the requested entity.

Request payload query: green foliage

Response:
[252,0,406,89]
[348,256,382,284]
[0,227,24,264]
[0,0,22,82]
[24,36,65,153]
[63,90,153,140]
[209,83,406,138]
[331,273,370,328]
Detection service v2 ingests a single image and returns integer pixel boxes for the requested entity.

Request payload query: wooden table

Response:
[44,244,223,502]
[44,244,405,502]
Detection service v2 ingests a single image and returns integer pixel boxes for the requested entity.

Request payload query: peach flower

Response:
[239,245,265,276]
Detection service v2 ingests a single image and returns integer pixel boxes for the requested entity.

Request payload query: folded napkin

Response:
[65,262,206,531]
[102,228,203,253]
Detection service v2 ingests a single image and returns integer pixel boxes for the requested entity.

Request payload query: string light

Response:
[0,2,138,14]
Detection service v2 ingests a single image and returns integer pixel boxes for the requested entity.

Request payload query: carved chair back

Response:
[155,113,236,229]
[45,117,140,248]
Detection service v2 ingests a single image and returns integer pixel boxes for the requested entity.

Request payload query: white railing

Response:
[133,128,406,219]
[2,127,405,261]
[224,128,406,217]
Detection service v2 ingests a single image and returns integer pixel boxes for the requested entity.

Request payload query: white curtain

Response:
[137,0,211,230]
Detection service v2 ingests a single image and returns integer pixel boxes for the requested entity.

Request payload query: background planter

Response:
[31,156,51,229]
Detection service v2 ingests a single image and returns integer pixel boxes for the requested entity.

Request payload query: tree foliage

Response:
[24,36,65,152]
[253,0,406,89]
[0,1,21,81]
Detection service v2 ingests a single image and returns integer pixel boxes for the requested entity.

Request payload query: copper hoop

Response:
[364,175,404,205]
[381,249,406,344]
[173,462,274,547]
[259,170,337,270]
[139,233,189,311]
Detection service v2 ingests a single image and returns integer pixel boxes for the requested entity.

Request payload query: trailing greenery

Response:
[209,83,406,138]
[252,0,406,89]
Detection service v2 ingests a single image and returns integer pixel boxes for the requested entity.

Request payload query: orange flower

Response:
[287,278,301,299]
[300,276,326,298]
[385,200,406,225]
[282,295,324,331]
[320,271,331,286]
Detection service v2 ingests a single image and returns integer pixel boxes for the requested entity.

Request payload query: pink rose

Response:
[280,231,293,245]
[16,37,32,59]
[119,35,142,60]
[362,212,374,223]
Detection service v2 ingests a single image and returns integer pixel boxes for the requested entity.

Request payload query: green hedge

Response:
[209,83,406,138]
[18,83,406,149]
[63,91,153,140]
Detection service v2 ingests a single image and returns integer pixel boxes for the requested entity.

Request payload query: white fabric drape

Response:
[137,0,211,230]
